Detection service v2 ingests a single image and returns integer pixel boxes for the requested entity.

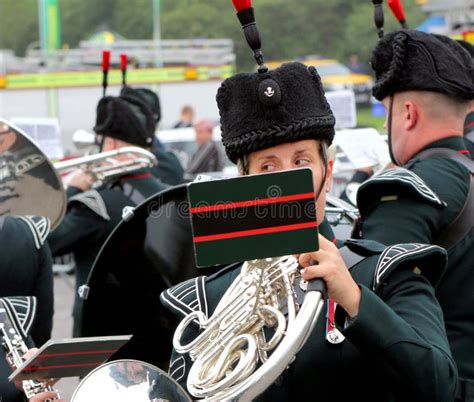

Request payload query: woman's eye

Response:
[261,164,277,172]
[295,159,310,166]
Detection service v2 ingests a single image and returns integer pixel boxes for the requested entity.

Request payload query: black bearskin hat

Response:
[371,29,474,101]
[93,95,155,148]
[218,62,335,164]
[120,86,161,124]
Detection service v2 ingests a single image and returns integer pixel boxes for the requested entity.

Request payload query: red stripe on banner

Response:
[22,362,103,372]
[466,120,474,129]
[193,221,318,243]
[458,150,470,155]
[190,192,315,213]
[37,349,117,359]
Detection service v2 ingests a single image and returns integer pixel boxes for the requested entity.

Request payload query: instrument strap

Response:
[411,148,474,249]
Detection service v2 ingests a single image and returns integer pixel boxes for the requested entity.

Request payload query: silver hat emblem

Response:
[264,87,275,97]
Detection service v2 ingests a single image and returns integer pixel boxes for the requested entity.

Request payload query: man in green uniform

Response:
[48,94,167,337]
[160,61,458,401]
[355,30,473,400]
[456,39,474,154]
[0,215,56,401]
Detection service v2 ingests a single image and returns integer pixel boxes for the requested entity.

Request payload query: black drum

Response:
[80,184,358,370]
[80,184,201,370]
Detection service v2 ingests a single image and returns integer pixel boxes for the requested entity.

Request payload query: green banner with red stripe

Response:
[188,168,319,267]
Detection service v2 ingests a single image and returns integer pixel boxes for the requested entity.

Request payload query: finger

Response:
[299,251,318,268]
[301,262,330,281]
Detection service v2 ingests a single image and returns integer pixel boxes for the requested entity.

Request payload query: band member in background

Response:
[48,94,167,337]
[185,118,223,180]
[456,39,474,155]
[173,105,194,129]
[121,86,186,185]
[0,215,55,401]
[161,62,457,401]
[355,30,473,400]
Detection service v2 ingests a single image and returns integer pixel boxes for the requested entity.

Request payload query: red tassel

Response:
[102,50,111,72]
[232,0,251,12]
[120,54,128,70]
[388,0,406,23]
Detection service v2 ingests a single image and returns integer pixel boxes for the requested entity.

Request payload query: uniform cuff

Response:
[335,284,410,351]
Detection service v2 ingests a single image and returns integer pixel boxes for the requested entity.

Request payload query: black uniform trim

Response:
[160,276,208,323]
[17,215,51,249]
[69,190,111,221]
[357,168,446,215]
[374,243,447,291]
[0,296,37,338]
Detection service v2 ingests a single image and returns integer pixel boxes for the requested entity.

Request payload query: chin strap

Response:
[387,95,400,166]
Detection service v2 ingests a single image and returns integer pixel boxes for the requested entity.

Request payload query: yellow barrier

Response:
[2,65,235,90]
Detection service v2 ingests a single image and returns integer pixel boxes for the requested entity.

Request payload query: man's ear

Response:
[325,159,334,193]
[404,101,418,131]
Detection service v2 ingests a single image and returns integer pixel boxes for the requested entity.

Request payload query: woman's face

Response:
[246,139,333,224]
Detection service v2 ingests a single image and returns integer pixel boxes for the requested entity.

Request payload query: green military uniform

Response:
[0,214,53,401]
[0,215,53,346]
[161,220,457,402]
[0,296,39,402]
[48,171,166,336]
[464,111,474,155]
[357,30,474,400]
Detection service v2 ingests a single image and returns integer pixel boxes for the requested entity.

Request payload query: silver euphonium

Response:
[173,255,326,401]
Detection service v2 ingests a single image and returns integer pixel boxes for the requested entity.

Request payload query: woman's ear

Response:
[325,159,334,193]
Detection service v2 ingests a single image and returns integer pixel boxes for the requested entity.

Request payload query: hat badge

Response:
[264,86,275,97]
[258,78,281,107]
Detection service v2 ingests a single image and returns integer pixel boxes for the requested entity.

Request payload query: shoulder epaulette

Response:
[160,276,208,323]
[0,296,37,338]
[374,243,447,291]
[357,167,446,215]
[18,215,51,249]
[69,190,110,221]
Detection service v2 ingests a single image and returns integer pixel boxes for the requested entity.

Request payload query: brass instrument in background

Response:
[0,118,157,229]
[173,255,325,401]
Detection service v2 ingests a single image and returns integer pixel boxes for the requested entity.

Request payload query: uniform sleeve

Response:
[336,268,457,402]
[29,241,54,347]
[47,201,108,256]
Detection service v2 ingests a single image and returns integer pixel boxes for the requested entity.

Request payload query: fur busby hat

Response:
[93,95,155,147]
[218,62,335,163]
[371,29,474,101]
[120,86,161,124]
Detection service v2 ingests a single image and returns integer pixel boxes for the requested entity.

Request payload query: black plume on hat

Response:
[93,95,155,147]
[218,62,336,163]
[371,29,474,101]
[120,86,161,124]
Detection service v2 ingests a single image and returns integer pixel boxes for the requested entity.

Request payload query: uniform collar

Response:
[412,136,470,158]
[319,217,336,244]
[464,111,474,135]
